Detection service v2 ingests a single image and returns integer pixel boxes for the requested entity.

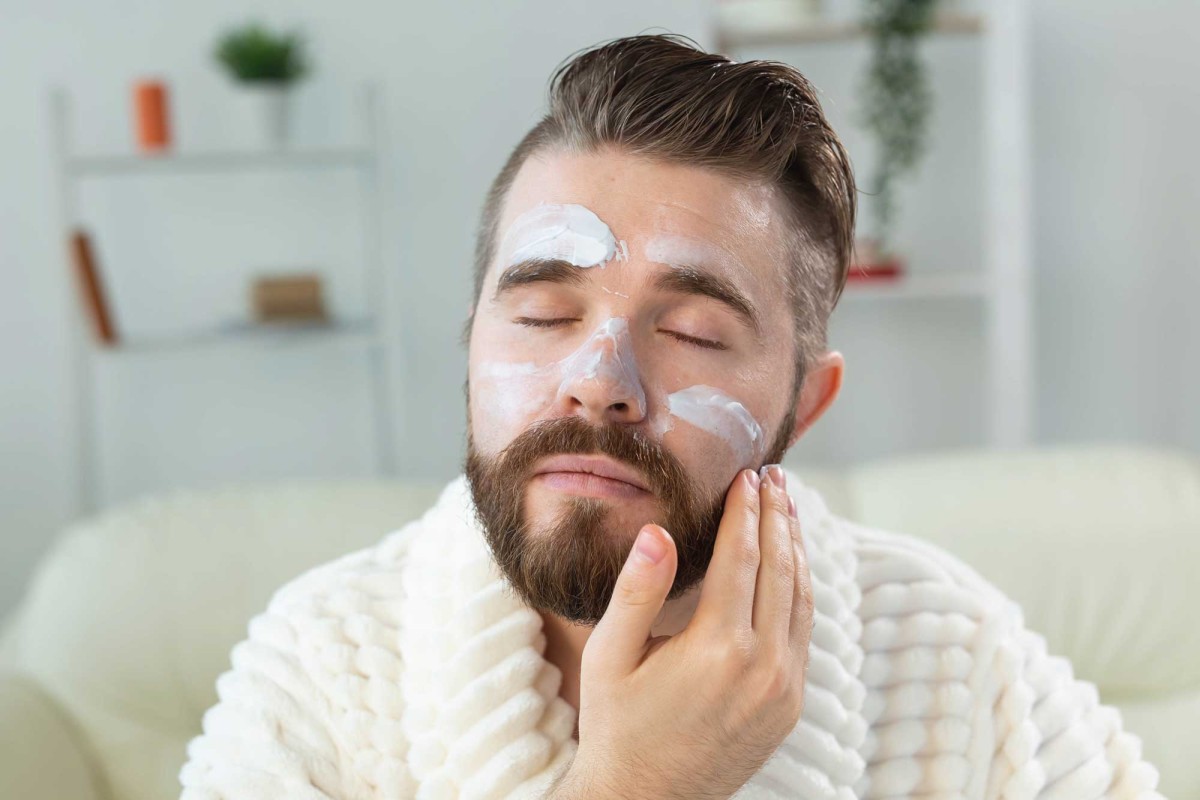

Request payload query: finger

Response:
[587,524,677,676]
[788,499,815,655]
[752,464,795,643]
[693,469,762,633]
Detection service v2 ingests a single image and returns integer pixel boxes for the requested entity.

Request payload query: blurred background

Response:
[1,1,1199,795]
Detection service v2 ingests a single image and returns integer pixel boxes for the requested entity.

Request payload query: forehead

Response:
[490,148,791,292]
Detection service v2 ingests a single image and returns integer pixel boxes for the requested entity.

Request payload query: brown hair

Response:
[468,33,856,392]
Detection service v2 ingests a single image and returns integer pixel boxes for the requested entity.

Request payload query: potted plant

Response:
[856,0,937,276]
[214,21,311,147]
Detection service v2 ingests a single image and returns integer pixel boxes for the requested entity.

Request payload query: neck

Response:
[538,581,704,733]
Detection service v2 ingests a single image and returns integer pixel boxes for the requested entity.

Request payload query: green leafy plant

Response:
[214,21,311,84]
[860,0,938,252]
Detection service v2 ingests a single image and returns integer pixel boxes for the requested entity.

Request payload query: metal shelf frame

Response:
[50,81,398,514]
[717,2,1034,450]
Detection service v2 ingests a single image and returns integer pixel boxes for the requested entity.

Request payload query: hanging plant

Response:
[859,0,938,253]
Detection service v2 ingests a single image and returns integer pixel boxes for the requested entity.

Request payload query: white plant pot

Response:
[234,83,292,149]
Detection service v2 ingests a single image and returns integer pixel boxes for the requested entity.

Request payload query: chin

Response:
[525,480,656,534]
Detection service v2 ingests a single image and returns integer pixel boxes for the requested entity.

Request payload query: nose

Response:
[554,318,648,424]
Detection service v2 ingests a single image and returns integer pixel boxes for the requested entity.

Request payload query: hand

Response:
[555,465,813,800]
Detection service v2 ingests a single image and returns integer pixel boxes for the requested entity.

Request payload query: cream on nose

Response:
[555,317,647,418]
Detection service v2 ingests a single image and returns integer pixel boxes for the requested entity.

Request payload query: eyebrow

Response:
[492,258,588,301]
[492,257,761,336]
[653,265,762,336]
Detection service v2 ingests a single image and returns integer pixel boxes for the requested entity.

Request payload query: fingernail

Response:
[760,464,786,490]
[787,495,797,518]
[634,526,666,565]
[745,468,760,492]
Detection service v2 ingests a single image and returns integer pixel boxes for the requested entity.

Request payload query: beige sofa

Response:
[2,444,1197,799]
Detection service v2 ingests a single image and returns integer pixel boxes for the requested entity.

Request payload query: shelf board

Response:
[839,271,988,301]
[68,147,372,177]
[716,11,984,49]
[92,319,381,356]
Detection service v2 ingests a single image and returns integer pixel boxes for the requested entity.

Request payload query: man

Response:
[179,34,1162,799]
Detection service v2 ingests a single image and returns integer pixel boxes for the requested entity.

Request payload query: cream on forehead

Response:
[502,203,628,268]
[656,384,765,464]
[644,233,743,273]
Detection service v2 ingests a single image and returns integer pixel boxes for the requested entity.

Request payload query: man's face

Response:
[465,146,800,624]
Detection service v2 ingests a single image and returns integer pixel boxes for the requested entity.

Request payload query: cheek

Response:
[652,384,767,467]
[470,363,559,451]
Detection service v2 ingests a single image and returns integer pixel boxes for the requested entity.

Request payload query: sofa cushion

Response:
[5,480,441,800]
[839,444,1200,697]
[0,670,103,800]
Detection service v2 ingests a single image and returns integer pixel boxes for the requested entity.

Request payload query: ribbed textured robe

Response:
[179,470,1164,799]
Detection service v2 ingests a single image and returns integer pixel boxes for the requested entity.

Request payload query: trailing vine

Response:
[860,0,938,252]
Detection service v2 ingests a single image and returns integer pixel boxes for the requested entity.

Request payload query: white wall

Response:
[1030,0,1200,450]
[2,0,1198,616]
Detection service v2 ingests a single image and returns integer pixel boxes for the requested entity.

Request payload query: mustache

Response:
[495,416,688,501]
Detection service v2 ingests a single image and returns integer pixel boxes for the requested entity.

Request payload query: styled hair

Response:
[468,33,856,391]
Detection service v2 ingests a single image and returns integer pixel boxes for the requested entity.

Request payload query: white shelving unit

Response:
[716,3,1033,452]
[717,9,985,47]
[50,82,397,515]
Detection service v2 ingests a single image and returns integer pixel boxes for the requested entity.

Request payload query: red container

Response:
[134,79,171,152]
[846,259,902,282]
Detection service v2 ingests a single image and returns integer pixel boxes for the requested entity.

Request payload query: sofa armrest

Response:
[0,670,104,800]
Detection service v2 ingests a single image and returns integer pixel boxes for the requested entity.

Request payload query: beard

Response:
[464,407,794,626]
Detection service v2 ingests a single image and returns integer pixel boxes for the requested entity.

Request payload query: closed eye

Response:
[514,316,577,329]
[664,331,727,351]
[513,317,727,351]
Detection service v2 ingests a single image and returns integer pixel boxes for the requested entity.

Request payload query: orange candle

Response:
[134,79,171,152]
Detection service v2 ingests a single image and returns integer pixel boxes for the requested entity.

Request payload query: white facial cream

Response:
[553,317,646,417]
[659,384,765,464]
[644,233,743,276]
[478,320,765,465]
[474,360,547,421]
[476,317,646,422]
[502,203,626,268]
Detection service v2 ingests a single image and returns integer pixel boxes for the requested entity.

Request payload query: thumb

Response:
[587,524,677,676]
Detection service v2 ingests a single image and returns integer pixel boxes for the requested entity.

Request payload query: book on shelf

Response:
[68,228,119,345]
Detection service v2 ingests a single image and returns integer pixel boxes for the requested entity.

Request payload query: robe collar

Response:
[395,471,868,799]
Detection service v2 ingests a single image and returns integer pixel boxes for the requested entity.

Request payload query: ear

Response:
[785,350,844,449]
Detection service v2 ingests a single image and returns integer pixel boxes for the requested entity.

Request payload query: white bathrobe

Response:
[178,470,1164,799]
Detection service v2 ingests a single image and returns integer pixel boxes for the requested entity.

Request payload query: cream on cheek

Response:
[473,360,549,425]
[653,385,766,465]
[642,236,768,464]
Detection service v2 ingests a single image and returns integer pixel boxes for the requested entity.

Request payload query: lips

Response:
[533,454,652,493]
